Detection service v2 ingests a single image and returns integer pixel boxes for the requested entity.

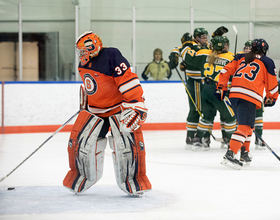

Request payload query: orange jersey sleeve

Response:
[114,68,144,103]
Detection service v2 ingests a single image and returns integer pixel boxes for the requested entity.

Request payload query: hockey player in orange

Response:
[216,38,279,169]
[63,31,151,196]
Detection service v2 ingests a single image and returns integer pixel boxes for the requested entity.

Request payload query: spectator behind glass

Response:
[141,48,171,81]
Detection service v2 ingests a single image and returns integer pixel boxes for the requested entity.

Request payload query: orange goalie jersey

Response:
[79,47,144,117]
[218,53,279,109]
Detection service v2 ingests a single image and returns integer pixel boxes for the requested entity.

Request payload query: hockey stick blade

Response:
[0,109,81,183]
[233,25,238,55]
[215,137,224,143]
[233,25,238,34]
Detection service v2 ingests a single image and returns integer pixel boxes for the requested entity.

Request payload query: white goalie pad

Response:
[108,114,139,196]
[70,137,107,194]
[76,115,106,183]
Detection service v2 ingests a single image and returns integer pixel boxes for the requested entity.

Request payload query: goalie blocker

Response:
[63,109,151,196]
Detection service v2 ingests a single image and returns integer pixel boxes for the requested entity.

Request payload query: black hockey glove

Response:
[181,32,192,44]
[168,52,179,70]
[179,61,187,72]
[212,26,228,38]
[214,85,226,101]
[264,97,276,107]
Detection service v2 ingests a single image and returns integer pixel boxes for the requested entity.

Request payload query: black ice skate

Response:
[192,135,210,151]
[220,137,230,149]
[240,147,253,166]
[255,137,266,150]
[185,136,194,150]
[202,137,210,151]
[192,135,203,151]
[221,149,243,170]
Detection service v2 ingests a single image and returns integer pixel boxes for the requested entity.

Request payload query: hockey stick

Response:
[253,130,280,161]
[175,67,222,142]
[0,109,81,183]
[233,25,238,55]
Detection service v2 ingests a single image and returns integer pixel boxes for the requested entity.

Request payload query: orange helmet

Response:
[75,31,103,65]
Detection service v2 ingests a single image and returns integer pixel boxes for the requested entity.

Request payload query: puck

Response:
[7,187,15,190]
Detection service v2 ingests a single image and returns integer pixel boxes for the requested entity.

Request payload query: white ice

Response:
[1,130,280,220]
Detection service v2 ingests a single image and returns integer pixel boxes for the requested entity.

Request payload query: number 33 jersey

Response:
[218,53,279,109]
[78,47,144,118]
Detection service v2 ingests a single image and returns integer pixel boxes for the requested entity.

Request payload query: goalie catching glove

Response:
[120,102,148,133]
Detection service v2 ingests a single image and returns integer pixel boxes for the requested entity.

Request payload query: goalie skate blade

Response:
[221,159,242,170]
[124,189,151,197]
[133,192,144,197]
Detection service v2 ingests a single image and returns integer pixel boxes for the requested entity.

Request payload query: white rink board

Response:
[1,81,280,126]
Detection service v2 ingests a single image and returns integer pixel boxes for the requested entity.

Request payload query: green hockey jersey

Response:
[180,48,234,82]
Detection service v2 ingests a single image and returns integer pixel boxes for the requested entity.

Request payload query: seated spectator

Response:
[142,48,171,80]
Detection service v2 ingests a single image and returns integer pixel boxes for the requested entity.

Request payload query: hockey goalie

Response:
[63,31,151,196]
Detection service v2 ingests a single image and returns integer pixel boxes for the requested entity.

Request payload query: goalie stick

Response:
[0,109,81,183]
[253,130,280,161]
[175,67,223,142]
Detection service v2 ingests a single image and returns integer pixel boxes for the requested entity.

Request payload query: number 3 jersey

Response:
[78,47,144,118]
[218,53,279,109]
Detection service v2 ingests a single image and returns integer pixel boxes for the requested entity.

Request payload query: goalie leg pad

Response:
[63,110,107,193]
[109,114,151,196]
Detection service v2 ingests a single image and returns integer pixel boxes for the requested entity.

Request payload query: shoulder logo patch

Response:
[84,73,98,95]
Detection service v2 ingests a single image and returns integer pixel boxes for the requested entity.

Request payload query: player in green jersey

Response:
[168,28,210,150]
[180,36,236,150]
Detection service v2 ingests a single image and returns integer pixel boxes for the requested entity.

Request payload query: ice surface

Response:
[1,130,280,220]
